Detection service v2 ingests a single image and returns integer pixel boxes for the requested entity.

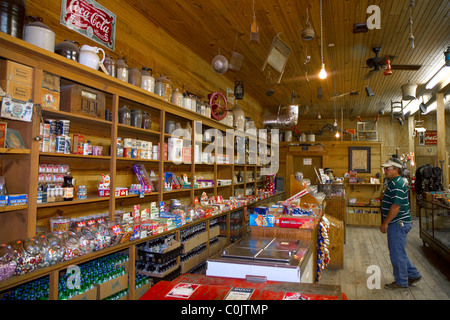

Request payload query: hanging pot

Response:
[211,54,229,74]
[401,80,417,100]
[24,16,55,52]
[301,22,315,41]
[55,39,80,62]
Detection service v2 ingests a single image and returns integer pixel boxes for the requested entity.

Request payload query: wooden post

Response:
[436,93,448,187]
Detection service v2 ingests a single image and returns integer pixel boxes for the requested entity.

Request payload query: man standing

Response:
[380,158,421,289]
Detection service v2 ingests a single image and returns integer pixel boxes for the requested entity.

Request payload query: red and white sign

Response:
[60,0,116,50]
[425,130,437,145]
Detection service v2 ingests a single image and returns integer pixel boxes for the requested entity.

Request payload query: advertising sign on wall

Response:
[424,130,437,145]
[60,0,116,50]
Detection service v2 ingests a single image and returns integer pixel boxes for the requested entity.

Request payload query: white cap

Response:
[381,159,403,169]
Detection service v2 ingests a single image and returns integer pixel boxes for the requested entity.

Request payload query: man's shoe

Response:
[384,282,408,290]
[408,276,422,286]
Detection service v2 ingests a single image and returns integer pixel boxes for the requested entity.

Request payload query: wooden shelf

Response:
[0,148,31,155]
[39,152,111,160]
[0,204,28,213]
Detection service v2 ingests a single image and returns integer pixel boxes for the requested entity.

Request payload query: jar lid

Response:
[62,231,79,246]
[23,238,42,256]
[55,39,80,52]
[0,244,15,263]
[26,17,53,31]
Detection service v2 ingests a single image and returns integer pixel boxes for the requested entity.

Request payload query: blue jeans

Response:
[387,222,421,287]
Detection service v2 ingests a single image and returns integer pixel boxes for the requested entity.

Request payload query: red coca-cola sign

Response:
[60,0,116,50]
[425,130,437,145]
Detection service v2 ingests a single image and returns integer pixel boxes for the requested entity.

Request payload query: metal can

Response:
[57,120,70,135]
[45,119,58,135]
[56,135,66,153]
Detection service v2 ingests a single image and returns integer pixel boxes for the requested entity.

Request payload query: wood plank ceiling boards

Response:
[124,0,450,120]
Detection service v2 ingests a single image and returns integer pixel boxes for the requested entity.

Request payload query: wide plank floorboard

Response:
[320,219,450,300]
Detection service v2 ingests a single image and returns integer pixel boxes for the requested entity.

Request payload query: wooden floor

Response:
[319,219,450,300]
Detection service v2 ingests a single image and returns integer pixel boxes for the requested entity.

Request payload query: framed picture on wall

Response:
[348,146,371,173]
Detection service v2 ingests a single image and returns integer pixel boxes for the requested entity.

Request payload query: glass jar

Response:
[128,67,141,87]
[118,105,131,126]
[116,57,128,82]
[40,233,64,266]
[142,112,152,130]
[77,226,95,255]
[9,238,43,275]
[131,109,143,128]
[0,244,17,281]
[104,54,116,77]
[49,216,70,234]
[61,230,82,261]
[93,223,112,251]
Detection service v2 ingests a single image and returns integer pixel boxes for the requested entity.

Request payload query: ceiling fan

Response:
[364,47,422,79]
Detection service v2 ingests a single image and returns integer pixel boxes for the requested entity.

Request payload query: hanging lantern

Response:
[384,57,392,75]
[234,81,244,99]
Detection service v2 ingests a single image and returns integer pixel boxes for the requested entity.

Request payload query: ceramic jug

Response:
[79,45,105,70]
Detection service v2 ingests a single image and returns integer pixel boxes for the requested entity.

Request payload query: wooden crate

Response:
[325,214,344,269]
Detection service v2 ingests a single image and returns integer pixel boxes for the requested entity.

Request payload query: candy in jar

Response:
[0,244,17,281]
[9,238,43,275]
[77,226,95,254]
[92,223,111,251]
[61,230,82,261]
[39,233,64,266]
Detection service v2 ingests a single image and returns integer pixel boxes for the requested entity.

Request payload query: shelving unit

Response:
[346,183,382,227]
[0,32,281,299]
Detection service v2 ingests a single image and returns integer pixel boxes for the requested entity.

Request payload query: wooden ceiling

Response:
[125,0,450,119]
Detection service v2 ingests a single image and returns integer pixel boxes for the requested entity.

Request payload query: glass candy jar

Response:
[118,105,131,126]
[142,111,151,129]
[77,226,95,255]
[130,109,143,128]
[0,244,17,281]
[93,223,112,251]
[9,238,43,275]
[61,230,82,261]
[40,233,64,267]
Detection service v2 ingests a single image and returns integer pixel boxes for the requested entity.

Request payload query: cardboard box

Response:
[0,79,32,101]
[41,87,60,110]
[0,60,33,85]
[68,287,97,300]
[249,213,276,227]
[278,215,316,229]
[134,282,152,300]
[42,71,60,92]
[0,121,7,148]
[182,231,208,253]
[95,274,128,300]
[8,194,27,205]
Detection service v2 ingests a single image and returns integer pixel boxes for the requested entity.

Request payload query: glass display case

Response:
[418,199,450,263]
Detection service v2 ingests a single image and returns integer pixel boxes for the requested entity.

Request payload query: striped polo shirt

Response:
[382,176,412,224]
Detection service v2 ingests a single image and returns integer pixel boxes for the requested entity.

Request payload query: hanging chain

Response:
[320,0,323,65]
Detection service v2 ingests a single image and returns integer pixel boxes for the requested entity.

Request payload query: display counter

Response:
[139,273,345,300]
[206,236,313,283]
[418,198,450,262]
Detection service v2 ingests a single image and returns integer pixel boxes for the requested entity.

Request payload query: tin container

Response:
[57,119,70,135]
[55,135,65,153]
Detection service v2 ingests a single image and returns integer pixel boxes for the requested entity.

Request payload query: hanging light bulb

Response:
[319,63,327,79]
[335,131,340,138]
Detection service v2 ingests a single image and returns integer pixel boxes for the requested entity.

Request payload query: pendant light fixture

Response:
[318,0,327,79]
